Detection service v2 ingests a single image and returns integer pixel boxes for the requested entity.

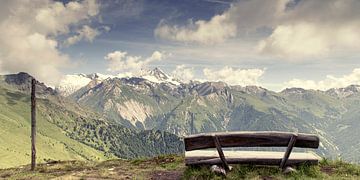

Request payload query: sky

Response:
[0,0,360,91]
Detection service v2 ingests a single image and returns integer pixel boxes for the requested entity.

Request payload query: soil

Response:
[151,170,183,180]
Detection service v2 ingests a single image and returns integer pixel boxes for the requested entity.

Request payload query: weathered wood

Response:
[186,157,319,166]
[280,134,298,169]
[185,150,320,166]
[31,78,36,171]
[184,131,319,151]
[213,136,229,171]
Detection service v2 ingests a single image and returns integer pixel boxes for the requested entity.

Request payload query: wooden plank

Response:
[280,134,298,169]
[186,157,319,166]
[213,136,229,171]
[184,131,319,151]
[31,78,36,171]
[185,150,320,166]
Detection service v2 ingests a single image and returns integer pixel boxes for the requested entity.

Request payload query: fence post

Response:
[31,78,36,171]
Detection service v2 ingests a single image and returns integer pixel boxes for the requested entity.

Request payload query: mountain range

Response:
[56,68,360,163]
[1,68,360,168]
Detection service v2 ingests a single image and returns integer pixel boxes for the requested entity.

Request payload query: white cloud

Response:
[64,25,100,46]
[258,22,360,59]
[252,0,360,58]
[154,0,286,45]
[0,0,100,85]
[257,23,331,58]
[171,65,195,82]
[203,66,264,86]
[155,0,360,58]
[34,0,99,35]
[283,68,360,90]
[147,51,164,62]
[105,51,165,73]
[155,13,236,45]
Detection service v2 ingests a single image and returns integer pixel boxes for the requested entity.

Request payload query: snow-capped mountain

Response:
[56,68,182,96]
[139,67,181,85]
[56,73,113,96]
[326,85,360,98]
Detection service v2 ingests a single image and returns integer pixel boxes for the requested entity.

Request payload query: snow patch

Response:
[57,68,182,96]
[56,73,114,96]
[56,74,92,96]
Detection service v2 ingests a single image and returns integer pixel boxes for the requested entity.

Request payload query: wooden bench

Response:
[184,131,320,171]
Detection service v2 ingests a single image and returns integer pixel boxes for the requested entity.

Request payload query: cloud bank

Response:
[64,25,100,46]
[155,14,236,45]
[105,51,165,73]
[284,68,360,90]
[171,65,195,82]
[203,66,264,86]
[0,0,100,85]
[155,0,360,59]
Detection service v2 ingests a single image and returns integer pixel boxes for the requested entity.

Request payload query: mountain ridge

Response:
[0,72,184,168]
[2,71,360,165]
[57,68,360,162]
[56,67,360,98]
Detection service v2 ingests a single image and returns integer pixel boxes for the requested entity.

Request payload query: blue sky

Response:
[1,0,360,91]
[60,0,233,73]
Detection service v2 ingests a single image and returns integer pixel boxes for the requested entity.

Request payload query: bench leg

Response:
[213,135,230,171]
[280,134,298,169]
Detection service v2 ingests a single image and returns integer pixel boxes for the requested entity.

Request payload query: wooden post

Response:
[31,78,36,171]
[213,135,230,171]
[280,134,298,169]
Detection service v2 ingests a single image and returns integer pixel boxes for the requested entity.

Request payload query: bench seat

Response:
[184,131,320,170]
[186,150,321,166]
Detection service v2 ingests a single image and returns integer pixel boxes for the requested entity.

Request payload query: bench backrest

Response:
[184,131,319,151]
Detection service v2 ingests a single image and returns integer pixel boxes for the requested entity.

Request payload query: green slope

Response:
[0,87,109,168]
[0,73,184,168]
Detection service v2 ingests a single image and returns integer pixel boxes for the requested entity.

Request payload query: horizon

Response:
[3,68,360,93]
[1,0,360,92]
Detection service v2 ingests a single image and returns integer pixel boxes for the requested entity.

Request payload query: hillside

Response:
[0,73,183,168]
[0,155,359,179]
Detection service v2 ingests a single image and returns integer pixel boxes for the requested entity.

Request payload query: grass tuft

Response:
[0,155,359,179]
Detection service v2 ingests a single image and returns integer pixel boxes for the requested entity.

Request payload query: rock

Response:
[210,165,232,176]
[283,166,297,174]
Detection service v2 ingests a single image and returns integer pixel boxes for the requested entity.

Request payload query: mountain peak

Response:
[140,67,181,85]
[4,72,56,95]
[86,73,114,80]
[5,72,33,85]
[326,84,360,98]
[281,87,306,94]
[344,84,360,91]
[146,67,170,81]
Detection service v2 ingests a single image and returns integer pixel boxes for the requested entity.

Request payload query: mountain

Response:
[57,68,181,97]
[2,69,360,168]
[139,67,181,85]
[326,85,360,98]
[59,68,360,163]
[0,72,183,168]
[56,73,114,96]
